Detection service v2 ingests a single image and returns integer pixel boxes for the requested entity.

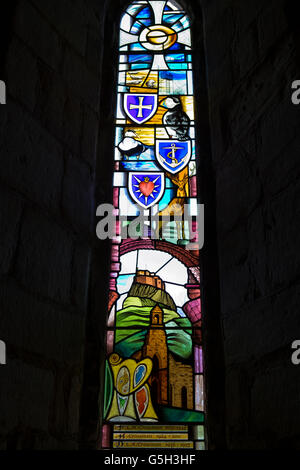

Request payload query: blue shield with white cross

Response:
[124,93,158,124]
[156,139,192,174]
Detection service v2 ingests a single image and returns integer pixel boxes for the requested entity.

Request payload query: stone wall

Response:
[202,0,300,448]
[169,355,194,410]
[0,0,299,450]
[0,0,106,449]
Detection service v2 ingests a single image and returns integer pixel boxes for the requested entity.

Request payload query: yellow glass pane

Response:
[123,127,155,146]
[126,70,158,89]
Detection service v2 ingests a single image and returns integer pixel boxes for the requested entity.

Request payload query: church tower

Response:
[142,305,168,405]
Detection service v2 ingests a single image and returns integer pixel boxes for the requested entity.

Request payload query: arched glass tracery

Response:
[102,0,205,450]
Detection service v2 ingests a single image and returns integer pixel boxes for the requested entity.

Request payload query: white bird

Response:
[118,131,146,159]
[146,79,156,88]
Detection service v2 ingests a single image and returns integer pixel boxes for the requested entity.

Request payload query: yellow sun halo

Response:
[139,25,177,51]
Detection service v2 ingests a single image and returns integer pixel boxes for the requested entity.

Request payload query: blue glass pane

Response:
[130,43,147,51]
[117,274,136,294]
[136,7,152,18]
[158,189,177,211]
[126,3,146,16]
[165,177,174,188]
[137,18,152,26]
[172,16,190,32]
[131,21,146,35]
[131,63,151,70]
[169,63,188,70]
[159,70,187,94]
[169,43,184,51]
[192,141,196,159]
[129,54,152,63]
[120,148,155,162]
[163,13,185,26]
[160,70,186,80]
[177,307,187,318]
[121,161,161,171]
[165,53,186,62]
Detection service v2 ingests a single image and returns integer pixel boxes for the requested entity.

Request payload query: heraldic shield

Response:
[156,139,192,174]
[124,93,158,124]
[128,172,165,210]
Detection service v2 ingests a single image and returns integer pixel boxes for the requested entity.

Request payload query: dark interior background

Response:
[0,0,299,450]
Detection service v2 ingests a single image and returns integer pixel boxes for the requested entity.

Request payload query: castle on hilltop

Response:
[134,270,165,290]
[132,271,194,411]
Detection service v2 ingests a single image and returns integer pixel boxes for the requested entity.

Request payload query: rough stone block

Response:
[0,102,64,213]
[260,96,300,172]
[30,0,88,57]
[86,28,103,77]
[268,181,300,289]
[0,279,85,364]
[67,374,81,434]
[205,7,236,76]
[207,57,233,112]
[235,0,264,33]
[257,0,288,59]
[0,360,54,432]
[63,94,83,156]
[219,260,252,315]
[216,153,262,233]
[63,46,99,110]
[223,283,300,365]
[35,62,65,143]
[263,136,300,197]
[71,243,91,314]
[228,35,295,143]
[14,0,63,71]
[0,187,23,275]
[251,363,300,445]
[246,207,270,299]
[225,365,250,444]
[81,105,99,168]
[233,23,259,80]
[218,222,248,271]
[5,37,38,112]
[62,156,94,233]
[15,209,73,304]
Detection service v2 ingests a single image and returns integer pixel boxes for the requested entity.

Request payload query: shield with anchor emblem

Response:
[155,139,192,174]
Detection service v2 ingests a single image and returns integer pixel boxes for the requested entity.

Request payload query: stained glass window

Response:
[102,0,205,450]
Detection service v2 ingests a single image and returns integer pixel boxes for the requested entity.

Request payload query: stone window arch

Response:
[80,0,225,451]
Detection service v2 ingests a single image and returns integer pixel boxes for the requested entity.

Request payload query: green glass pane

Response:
[103,360,113,419]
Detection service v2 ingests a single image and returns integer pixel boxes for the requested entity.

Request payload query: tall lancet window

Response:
[102,0,205,450]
